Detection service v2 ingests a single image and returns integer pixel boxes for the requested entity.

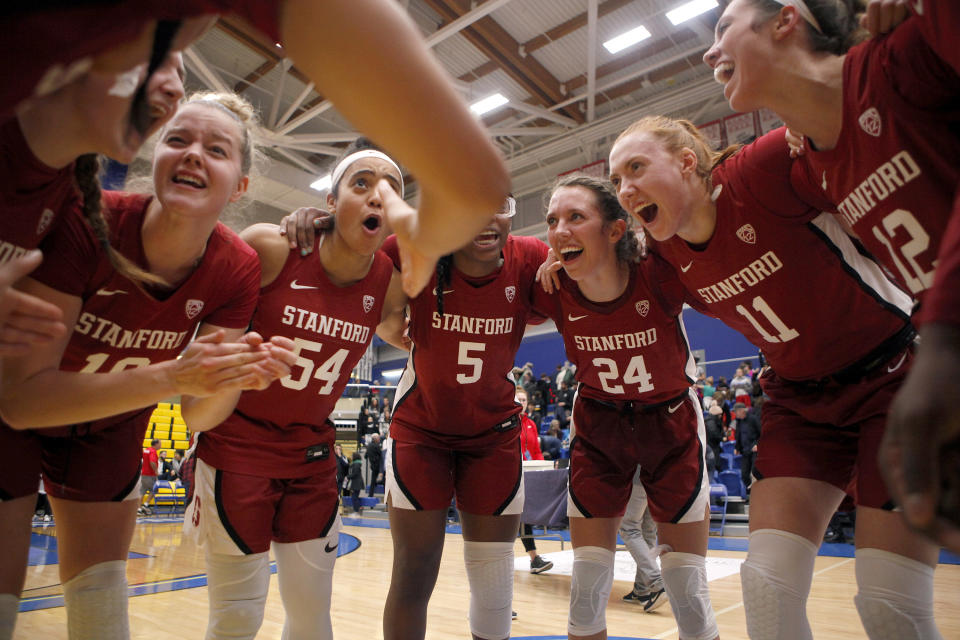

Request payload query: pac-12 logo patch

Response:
[185,299,205,319]
[736,224,757,244]
[36,209,54,236]
[505,286,516,303]
[636,300,650,317]
[858,107,882,137]
[363,295,375,313]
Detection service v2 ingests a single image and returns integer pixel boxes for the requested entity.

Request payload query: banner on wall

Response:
[699,119,724,150]
[723,112,759,144]
[758,108,784,134]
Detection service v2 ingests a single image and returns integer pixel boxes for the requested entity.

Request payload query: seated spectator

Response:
[555,381,573,428]
[540,420,563,460]
[716,376,729,390]
[702,376,715,405]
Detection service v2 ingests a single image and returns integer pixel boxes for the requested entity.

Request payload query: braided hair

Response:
[434,254,454,316]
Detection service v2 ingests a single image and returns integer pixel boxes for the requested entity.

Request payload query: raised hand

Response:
[535,248,563,294]
[0,250,66,358]
[278,207,333,255]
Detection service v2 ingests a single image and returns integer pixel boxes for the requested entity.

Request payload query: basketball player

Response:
[535,175,717,640]
[0,91,295,640]
[702,0,960,557]
[183,140,407,640]
[606,117,944,639]
[4,0,510,297]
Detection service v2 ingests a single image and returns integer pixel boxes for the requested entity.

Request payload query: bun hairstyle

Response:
[744,0,867,55]
[549,174,640,264]
[184,91,259,175]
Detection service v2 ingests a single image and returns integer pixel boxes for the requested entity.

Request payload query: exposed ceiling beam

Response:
[234,58,279,94]
[424,0,520,47]
[489,126,567,136]
[422,0,584,124]
[586,0,598,122]
[507,101,577,127]
[183,49,230,94]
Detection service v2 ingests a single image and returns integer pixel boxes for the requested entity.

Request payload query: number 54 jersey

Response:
[199,247,394,478]
[387,234,549,449]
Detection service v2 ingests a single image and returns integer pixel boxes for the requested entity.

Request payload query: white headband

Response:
[771,0,823,33]
[330,150,404,198]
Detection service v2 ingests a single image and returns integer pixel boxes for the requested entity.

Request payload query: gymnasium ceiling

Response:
[181,0,737,236]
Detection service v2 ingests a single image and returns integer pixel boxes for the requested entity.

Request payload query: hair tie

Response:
[331,150,404,198]
[771,0,823,33]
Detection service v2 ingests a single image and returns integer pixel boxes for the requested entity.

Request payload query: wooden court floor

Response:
[15,515,960,639]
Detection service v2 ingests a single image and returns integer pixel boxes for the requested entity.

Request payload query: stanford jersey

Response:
[922,191,960,326]
[388,234,549,448]
[27,190,260,434]
[656,129,912,381]
[0,118,78,261]
[533,255,697,404]
[2,1,283,116]
[911,0,960,74]
[199,245,394,477]
[792,19,960,299]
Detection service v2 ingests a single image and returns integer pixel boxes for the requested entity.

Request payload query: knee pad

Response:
[273,523,341,640]
[660,552,718,640]
[462,541,514,640]
[740,529,817,640]
[567,546,614,637]
[0,593,19,640]
[62,560,129,640]
[204,551,270,640]
[854,548,942,640]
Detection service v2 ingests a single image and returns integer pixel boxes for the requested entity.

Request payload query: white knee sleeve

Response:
[567,546,614,637]
[740,529,817,640]
[0,593,19,640]
[660,552,718,640]
[204,551,270,640]
[854,548,943,640]
[274,520,341,640]
[62,560,129,640]
[463,541,514,640]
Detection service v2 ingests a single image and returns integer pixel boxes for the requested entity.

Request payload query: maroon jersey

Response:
[921,190,960,326]
[1,1,283,116]
[792,18,960,298]
[656,129,913,381]
[26,191,260,434]
[0,118,78,260]
[533,255,697,404]
[911,0,960,74]
[199,244,394,477]
[387,234,549,448]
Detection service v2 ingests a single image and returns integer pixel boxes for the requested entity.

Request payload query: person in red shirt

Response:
[608,115,943,640]
[702,0,960,552]
[514,387,553,576]
[138,438,161,515]
[0,91,295,640]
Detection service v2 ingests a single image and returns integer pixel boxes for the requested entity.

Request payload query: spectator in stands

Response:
[537,373,554,407]
[138,439,161,516]
[171,449,185,481]
[730,367,753,408]
[348,452,364,514]
[733,402,761,495]
[356,406,370,447]
[365,433,384,497]
[702,376,716,407]
[379,407,393,439]
[555,380,573,429]
[335,444,349,496]
[620,472,667,612]
[520,370,538,407]
[515,388,553,576]
[716,376,729,391]
[541,421,563,461]
[704,406,724,472]
[180,448,195,507]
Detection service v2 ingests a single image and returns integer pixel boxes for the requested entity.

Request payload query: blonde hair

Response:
[179,91,259,174]
[615,116,741,187]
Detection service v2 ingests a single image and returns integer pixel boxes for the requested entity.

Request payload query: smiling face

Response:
[152,102,249,219]
[609,131,698,242]
[453,200,512,275]
[545,185,624,283]
[703,0,782,113]
[327,157,399,256]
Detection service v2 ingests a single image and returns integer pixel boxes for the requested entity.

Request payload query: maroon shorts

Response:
[385,434,523,515]
[755,345,913,509]
[568,388,709,524]
[0,419,144,502]
[187,458,339,555]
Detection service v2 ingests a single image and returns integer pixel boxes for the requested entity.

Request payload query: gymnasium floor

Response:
[15,514,960,639]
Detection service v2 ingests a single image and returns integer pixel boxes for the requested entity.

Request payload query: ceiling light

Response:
[470,93,509,116]
[667,0,719,25]
[603,25,652,54]
[310,174,332,192]
[381,369,404,380]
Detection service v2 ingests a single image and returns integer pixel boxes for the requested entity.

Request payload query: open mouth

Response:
[636,203,658,225]
[362,214,382,232]
[172,173,206,189]
[714,61,734,85]
[473,230,500,247]
[559,246,583,263]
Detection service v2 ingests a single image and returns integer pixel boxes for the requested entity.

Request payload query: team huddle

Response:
[0,1,957,640]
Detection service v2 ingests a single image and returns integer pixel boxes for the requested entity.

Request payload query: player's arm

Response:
[0,281,278,428]
[240,223,291,288]
[0,250,66,359]
[376,269,411,352]
[279,0,510,297]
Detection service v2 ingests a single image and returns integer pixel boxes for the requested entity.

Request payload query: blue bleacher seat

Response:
[718,469,746,499]
[709,483,728,534]
[721,441,736,456]
[720,453,741,471]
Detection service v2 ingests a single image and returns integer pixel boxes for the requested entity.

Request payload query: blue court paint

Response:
[19,532,361,612]
[28,533,149,566]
